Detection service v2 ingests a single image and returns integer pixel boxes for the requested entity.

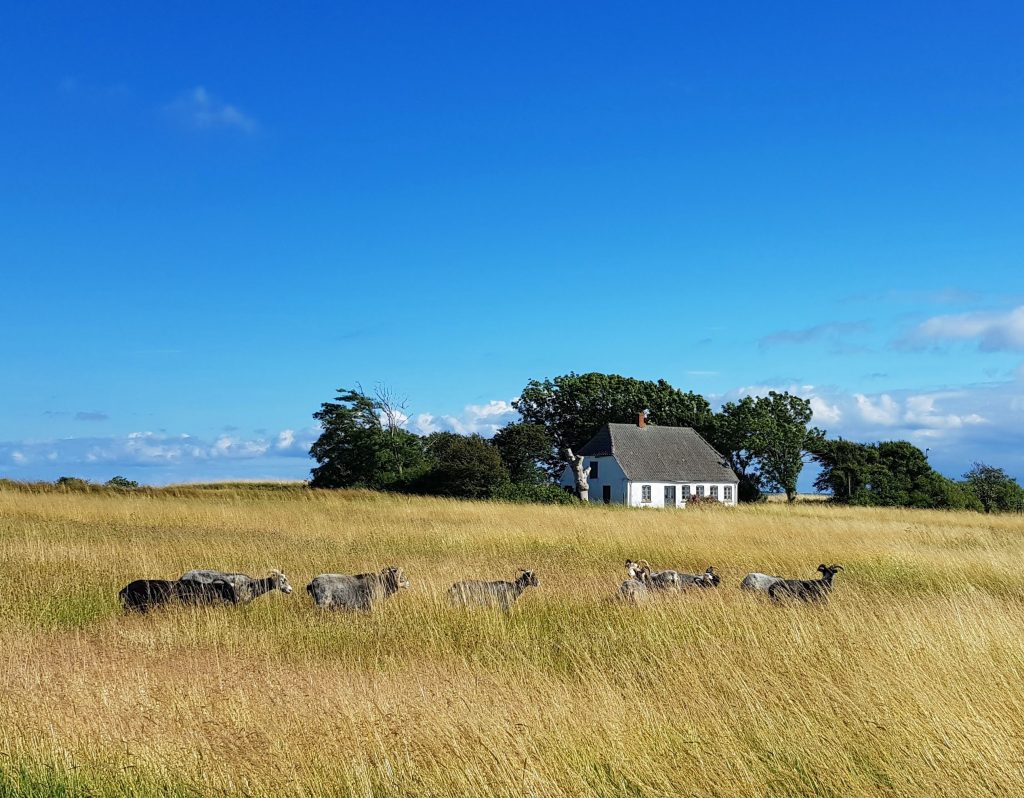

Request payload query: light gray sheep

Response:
[306,566,410,611]
[618,560,651,603]
[636,560,721,591]
[180,569,293,603]
[740,572,784,593]
[448,569,539,612]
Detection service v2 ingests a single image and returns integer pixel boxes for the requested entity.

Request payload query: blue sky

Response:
[2,2,1023,486]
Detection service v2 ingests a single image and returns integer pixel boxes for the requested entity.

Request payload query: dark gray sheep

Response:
[448,569,539,612]
[119,578,237,613]
[769,564,844,604]
[306,566,410,611]
[180,569,293,603]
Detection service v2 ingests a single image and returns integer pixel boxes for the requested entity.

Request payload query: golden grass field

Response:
[1,484,1023,797]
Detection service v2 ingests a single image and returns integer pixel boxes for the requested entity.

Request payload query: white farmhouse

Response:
[559,417,739,507]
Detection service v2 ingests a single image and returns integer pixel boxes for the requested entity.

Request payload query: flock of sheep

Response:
[619,560,843,603]
[118,561,842,613]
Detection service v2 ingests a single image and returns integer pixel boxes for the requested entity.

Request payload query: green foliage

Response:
[405,433,510,499]
[492,422,552,485]
[310,387,426,489]
[105,475,139,489]
[707,396,765,502]
[963,462,1024,513]
[55,476,90,490]
[813,439,983,510]
[514,372,713,474]
[491,482,579,505]
[711,392,823,503]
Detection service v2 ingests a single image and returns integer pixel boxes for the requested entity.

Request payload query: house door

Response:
[664,485,676,506]
[602,485,611,504]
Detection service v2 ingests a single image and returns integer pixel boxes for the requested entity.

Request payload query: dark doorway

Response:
[602,485,611,504]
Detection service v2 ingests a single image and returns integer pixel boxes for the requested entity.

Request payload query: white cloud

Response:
[809,396,842,425]
[163,86,257,133]
[907,305,1024,351]
[853,393,900,425]
[0,428,314,473]
[411,413,441,435]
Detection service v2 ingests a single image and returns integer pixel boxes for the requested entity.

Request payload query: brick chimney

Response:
[637,412,646,428]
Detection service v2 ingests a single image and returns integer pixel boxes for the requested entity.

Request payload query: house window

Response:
[682,485,691,499]
[710,485,719,500]
[724,486,733,502]
[589,459,598,479]
[696,485,705,498]
[641,485,652,503]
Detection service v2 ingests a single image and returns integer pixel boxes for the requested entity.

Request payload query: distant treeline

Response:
[308,373,1023,512]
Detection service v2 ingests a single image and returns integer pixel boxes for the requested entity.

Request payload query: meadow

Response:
[1,484,1022,797]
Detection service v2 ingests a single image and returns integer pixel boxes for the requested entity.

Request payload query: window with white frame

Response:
[710,485,719,500]
[682,484,691,499]
[641,485,652,503]
[696,485,705,497]
[724,485,733,502]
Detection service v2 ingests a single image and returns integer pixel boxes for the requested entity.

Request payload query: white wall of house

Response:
[560,457,738,507]
[626,481,738,507]
[558,455,629,504]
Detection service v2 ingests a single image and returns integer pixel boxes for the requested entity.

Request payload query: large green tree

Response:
[514,372,713,474]
[491,422,552,485]
[408,432,510,499]
[310,386,425,489]
[963,462,1024,513]
[812,439,981,510]
[707,396,765,502]
[750,392,825,502]
[712,392,823,502]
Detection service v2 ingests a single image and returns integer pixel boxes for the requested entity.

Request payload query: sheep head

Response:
[517,569,539,587]
[272,570,294,594]
[382,566,411,590]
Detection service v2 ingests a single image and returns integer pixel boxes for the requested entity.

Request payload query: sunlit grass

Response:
[1,486,1022,796]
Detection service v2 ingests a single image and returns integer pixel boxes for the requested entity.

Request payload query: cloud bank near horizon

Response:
[2,375,1021,487]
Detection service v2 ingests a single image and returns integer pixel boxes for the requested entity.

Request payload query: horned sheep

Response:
[306,566,410,611]
[768,564,844,604]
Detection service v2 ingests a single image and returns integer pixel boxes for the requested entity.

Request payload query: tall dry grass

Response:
[1,486,1023,797]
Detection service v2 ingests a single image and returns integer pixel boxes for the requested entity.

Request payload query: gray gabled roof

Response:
[578,423,739,483]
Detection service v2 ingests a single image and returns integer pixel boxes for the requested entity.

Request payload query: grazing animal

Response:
[180,569,293,603]
[119,578,237,613]
[306,566,410,611]
[619,560,651,603]
[769,564,844,604]
[740,572,784,592]
[448,569,539,612]
[637,560,720,591]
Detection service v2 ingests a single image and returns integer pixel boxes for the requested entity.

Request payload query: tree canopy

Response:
[962,462,1024,513]
[310,386,425,489]
[812,439,981,510]
[491,422,552,485]
[710,392,823,502]
[514,372,713,474]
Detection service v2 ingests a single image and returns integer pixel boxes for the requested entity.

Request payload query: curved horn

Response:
[833,564,844,571]
[638,559,652,569]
